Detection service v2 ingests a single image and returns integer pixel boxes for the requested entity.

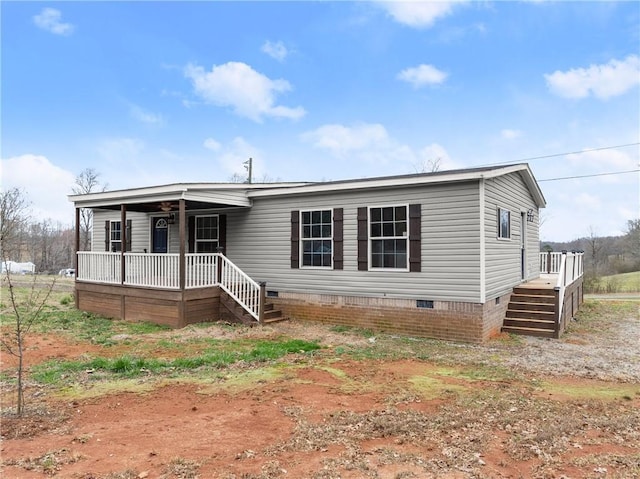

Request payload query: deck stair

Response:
[220,292,287,325]
[502,286,557,338]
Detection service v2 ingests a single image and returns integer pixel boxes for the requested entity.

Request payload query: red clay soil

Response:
[1,334,638,478]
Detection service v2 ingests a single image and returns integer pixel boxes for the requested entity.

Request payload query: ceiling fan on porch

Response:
[158,201,177,212]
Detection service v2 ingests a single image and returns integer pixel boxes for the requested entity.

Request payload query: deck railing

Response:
[539,251,584,334]
[76,251,262,321]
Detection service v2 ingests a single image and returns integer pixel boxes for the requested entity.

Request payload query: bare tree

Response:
[0,188,55,415]
[624,219,640,268]
[414,157,442,174]
[72,168,108,251]
[1,272,56,415]
[0,188,31,261]
[586,226,605,276]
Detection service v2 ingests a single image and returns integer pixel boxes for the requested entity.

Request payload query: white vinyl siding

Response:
[225,182,482,303]
[484,172,540,300]
[92,210,149,253]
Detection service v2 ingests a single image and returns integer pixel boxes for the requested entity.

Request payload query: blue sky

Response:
[1,1,638,242]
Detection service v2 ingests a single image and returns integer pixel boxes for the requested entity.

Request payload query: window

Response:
[498,208,511,239]
[301,210,332,267]
[370,205,408,269]
[110,221,122,252]
[195,215,219,252]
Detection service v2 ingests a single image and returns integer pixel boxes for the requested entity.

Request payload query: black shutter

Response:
[218,214,227,253]
[188,216,195,253]
[104,221,110,251]
[357,207,368,271]
[409,204,421,273]
[333,208,343,270]
[291,210,300,269]
[125,220,132,252]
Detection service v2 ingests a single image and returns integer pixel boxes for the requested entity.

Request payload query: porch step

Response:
[220,292,287,325]
[501,286,558,338]
[500,325,556,339]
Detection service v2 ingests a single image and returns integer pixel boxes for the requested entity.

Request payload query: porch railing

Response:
[77,252,121,284]
[539,251,584,334]
[76,251,262,321]
[125,253,180,288]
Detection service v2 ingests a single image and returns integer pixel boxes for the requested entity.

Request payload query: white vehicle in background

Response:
[58,268,75,277]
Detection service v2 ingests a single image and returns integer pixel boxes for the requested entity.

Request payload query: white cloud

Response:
[261,40,289,62]
[0,154,76,225]
[566,148,637,171]
[397,64,448,88]
[184,61,306,122]
[129,105,164,125]
[97,138,145,163]
[544,55,640,100]
[300,123,391,157]
[300,122,457,172]
[501,129,523,140]
[203,138,221,151]
[33,8,74,36]
[573,192,602,211]
[377,1,465,28]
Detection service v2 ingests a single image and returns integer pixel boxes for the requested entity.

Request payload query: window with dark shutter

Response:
[408,204,421,272]
[333,208,343,270]
[357,207,368,271]
[290,210,300,268]
[218,214,227,253]
[104,220,110,251]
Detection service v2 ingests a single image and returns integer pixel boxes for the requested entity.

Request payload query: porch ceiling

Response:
[95,200,242,213]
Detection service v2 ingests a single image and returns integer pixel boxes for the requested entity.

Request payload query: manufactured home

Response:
[69,163,583,342]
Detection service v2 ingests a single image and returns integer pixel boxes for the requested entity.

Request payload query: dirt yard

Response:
[1,297,639,478]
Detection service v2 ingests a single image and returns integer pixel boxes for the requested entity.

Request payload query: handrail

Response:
[218,254,263,321]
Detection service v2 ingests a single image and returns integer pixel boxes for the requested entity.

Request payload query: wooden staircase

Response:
[220,292,287,325]
[502,286,558,338]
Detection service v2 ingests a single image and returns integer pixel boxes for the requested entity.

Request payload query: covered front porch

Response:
[69,184,289,327]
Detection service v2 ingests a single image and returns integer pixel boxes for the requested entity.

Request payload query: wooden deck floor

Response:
[518,275,557,290]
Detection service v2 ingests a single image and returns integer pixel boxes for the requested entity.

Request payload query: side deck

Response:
[502,252,584,338]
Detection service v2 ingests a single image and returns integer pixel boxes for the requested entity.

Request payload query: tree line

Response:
[541,220,639,292]
[1,168,105,274]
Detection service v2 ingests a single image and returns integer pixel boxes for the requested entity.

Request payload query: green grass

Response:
[598,271,640,293]
[0,286,170,345]
[30,338,321,384]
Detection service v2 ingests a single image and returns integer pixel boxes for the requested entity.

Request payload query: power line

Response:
[538,169,640,182]
[482,142,640,167]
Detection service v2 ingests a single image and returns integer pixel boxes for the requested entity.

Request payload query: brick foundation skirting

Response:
[269,291,513,343]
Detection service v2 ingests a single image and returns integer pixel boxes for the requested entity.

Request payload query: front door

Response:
[152,217,169,253]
